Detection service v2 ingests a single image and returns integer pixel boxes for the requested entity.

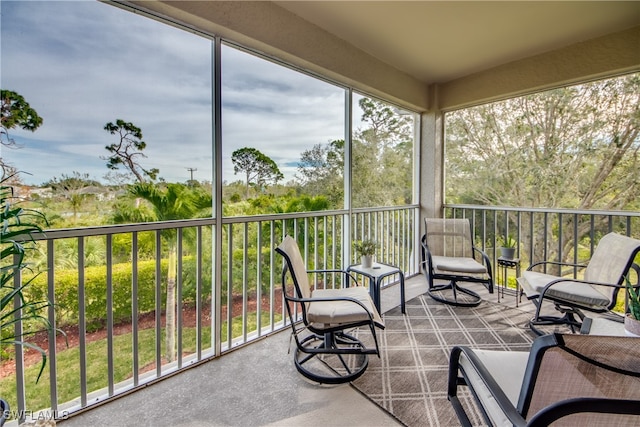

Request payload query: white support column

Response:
[419,85,444,223]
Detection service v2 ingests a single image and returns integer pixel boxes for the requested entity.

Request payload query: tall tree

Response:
[296,139,344,207]
[102,119,159,183]
[112,182,212,362]
[231,147,283,198]
[295,99,415,209]
[352,98,414,208]
[0,90,43,178]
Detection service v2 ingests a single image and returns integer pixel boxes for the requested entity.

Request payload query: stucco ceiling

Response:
[275,1,640,84]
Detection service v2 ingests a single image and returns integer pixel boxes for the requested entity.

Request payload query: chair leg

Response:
[293,331,370,384]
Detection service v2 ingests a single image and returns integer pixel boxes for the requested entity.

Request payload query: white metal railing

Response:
[8,203,637,423]
[5,205,418,423]
[444,204,640,276]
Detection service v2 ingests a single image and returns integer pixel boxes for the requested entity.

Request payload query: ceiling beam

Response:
[439,26,640,111]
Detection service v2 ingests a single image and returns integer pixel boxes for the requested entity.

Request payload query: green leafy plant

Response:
[25,257,213,331]
[354,239,376,257]
[1,180,53,381]
[627,276,640,321]
[498,235,517,249]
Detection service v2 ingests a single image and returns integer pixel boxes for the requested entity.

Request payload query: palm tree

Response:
[113,182,212,362]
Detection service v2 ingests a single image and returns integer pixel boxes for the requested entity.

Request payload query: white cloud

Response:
[2,1,349,186]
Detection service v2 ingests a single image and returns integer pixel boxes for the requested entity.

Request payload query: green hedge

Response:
[25,257,213,331]
[22,246,288,331]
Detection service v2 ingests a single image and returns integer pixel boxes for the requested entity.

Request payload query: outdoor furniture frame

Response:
[420,218,493,307]
[275,235,384,384]
[448,333,640,427]
[517,232,640,335]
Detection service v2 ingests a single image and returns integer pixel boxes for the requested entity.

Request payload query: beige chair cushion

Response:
[433,255,488,274]
[583,232,640,299]
[518,271,610,308]
[458,349,529,426]
[309,287,383,327]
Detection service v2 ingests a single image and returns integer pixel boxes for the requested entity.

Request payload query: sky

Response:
[1,0,348,186]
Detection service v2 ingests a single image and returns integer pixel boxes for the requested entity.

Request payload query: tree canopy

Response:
[297,139,344,207]
[102,119,159,183]
[45,172,101,222]
[0,89,44,178]
[352,98,414,208]
[296,98,415,209]
[231,147,283,198]
[445,73,640,259]
[445,73,640,213]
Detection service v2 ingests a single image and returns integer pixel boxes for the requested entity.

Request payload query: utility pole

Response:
[186,167,197,182]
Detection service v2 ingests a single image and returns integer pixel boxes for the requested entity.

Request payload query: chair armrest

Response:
[420,234,434,269]
[628,263,640,287]
[473,247,493,270]
[473,248,494,292]
[448,346,527,427]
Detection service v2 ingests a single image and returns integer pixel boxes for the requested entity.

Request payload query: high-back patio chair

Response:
[448,333,640,426]
[517,232,640,335]
[275,235,384,384]
[420,218,493,306]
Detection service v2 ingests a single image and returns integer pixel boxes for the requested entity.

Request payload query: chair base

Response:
[529,303,584,336]
[428,281,482,307]
[294,331,370,384]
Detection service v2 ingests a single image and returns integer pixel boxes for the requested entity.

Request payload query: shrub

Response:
[25,257,211,330]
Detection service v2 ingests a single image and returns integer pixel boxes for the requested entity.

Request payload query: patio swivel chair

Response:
[275,235,384,384]
[517,232,640,335]
[420,218,493,307]
[448,333,640,427]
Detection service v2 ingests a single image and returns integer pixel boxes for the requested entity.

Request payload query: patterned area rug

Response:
[352,293,537,427]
